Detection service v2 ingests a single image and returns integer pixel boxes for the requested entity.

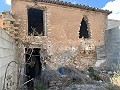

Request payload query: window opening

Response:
[28,8,44,36]
[79,17,89,38]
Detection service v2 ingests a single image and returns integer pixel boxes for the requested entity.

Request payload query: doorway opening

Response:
[25,48,42,78]
[24,48,43,89]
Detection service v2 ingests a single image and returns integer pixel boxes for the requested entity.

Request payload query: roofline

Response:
[107,26,120,30]
[29,0,112,15]
[108,19,120,22]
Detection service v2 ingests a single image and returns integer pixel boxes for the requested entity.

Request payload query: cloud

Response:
[69,0,77,4]
[103,0,120,20]
[5,0,11,5]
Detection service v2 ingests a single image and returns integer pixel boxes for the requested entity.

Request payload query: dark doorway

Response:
[79,17,89,38]
[25,48,42,77]
[25,48,42,89]
[28,8,44,36]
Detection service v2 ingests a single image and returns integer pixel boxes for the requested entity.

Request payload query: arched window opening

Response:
[79,17,89,39]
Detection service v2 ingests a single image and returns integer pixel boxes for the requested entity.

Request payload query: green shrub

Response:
[87,67,101,81]
[111,70,120,86]
[34,84,46,90]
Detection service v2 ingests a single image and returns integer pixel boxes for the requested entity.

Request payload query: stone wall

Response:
[0,28,17,90]
[11,0,108,70]
[105,26,120,70]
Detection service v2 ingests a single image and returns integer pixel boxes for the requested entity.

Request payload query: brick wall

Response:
[11,0,108,69]
[11,0,107,46]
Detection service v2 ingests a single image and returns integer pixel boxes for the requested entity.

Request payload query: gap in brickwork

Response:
[79,17,89,39]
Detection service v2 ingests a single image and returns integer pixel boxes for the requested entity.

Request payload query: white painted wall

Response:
[0,28,17,90]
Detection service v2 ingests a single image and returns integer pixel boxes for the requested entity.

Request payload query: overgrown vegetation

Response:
[34,84,46,90]
[111,70,120,86]
[87,67,101,81]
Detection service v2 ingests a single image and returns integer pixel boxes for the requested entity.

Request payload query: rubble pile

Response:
[33,66,120,90]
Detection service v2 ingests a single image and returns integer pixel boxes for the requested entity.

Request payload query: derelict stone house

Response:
[11,0,111,75]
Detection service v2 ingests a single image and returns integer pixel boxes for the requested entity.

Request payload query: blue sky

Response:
[0,0,11,13]
[64,0,112,8]
[0,0,120,20]
[0,0,112,13]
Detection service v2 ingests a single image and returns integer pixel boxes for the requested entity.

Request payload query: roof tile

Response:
[27,0,112,14]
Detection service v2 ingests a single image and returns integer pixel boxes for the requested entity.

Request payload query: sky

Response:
[0,0,120,20]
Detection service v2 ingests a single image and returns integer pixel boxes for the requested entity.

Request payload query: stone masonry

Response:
[10,0,111,70]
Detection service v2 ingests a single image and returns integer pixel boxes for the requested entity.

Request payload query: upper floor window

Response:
[28,8,45,36]
[79,17,89,39]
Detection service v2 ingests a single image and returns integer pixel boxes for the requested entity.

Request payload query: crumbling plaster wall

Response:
[0,28,17,90]
[11,0,108,69]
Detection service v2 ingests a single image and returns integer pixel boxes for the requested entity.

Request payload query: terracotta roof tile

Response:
[29,0,112,14]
